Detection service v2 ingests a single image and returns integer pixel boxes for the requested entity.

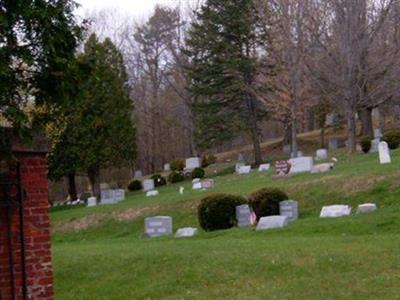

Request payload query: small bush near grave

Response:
[202,154,217,168]
[170,159,185,171]
[360,136,372,153]
[198,193,247,231]
[168,171,185,183]
[128,179,142,191]
[150,174,167,187]
[191,167,205,179]
[383,130,400,149]
[248,188,288,221]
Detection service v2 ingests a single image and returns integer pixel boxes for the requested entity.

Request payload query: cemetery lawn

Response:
[51,150,400,300]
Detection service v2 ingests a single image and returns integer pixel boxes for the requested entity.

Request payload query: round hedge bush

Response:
[248,188,288,221]
[150,174,167,187]
[360,136,372,153]
[198,193,247,231]
[168,171,185,183]
[383,130,400,150]
[191,167,205,179]
[128,179,142,191]
[170,159,185,171]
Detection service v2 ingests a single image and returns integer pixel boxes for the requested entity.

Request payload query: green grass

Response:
[52,150,400,299]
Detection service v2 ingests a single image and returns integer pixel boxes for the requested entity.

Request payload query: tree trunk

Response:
[320,127,325,149]
[359,107,373,137]
[87,166,101,201]
[67,173,78,201]
[290,98,298,158]
[283,124,292,146]
[346,110,357,153]
[250,125,263,165]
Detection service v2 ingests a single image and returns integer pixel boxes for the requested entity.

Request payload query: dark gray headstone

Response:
[145,216,173,237]
[280,200,298,221]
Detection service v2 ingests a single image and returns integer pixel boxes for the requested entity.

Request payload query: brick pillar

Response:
[0,134,53,300]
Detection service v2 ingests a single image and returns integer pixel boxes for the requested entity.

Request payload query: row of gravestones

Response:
[87,189,126,207]
[145,201,378,238]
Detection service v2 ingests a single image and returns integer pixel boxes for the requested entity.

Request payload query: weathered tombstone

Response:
[175,227,198,238]
[329,138,338,150]
[258,164,271,172]
[235,153,247,173]
[185,157,201,170]
[256,216,289,230]
[236,204,253,227]
[143,179,155,192]
[114,189,125,202]
[370,138,380,153]
[163,163,171,172]
[279,200,298,222]
[100,189,116,205]
[192,178,201,184]
[87,196,97,207]
[289,157,314,174]
[146,190,159,197]
[275,160,291,176]
[192,181,202,190]
[145,216,173,237]
[316,149,328,161]
[356,203,377,214]
[201,179,215,189]
[374,128,383,139]
[134,170,143,178]
[320,205,351,218]
[237,165,251,175]
[311,163,334,174]
[379,141,391,164]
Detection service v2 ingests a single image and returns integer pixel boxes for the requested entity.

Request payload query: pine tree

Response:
[185,0,268,164]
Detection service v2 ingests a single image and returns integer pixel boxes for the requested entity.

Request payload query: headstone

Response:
[145,216,172,237]
[192,178,201,184]
[370,138,380,153]
[114,189,125,202]
[87,197,97,207]
[134,170,143,178]
[356,203,377,214]
[100,189,116,205]
[279,200,298,222]
[258,164,271,172]
[175,227,198,238]
[164,163,171,172]
[379,141,391,164]
[311,163,334,174]
[289,157,314,174]
[201,179,215,189]
[374,128,383,139]
[256,216,289,231]
[192,182,202,190]
[316,149,328,161]
[237,165,251,175]
[275,160,291,176]
[235,153,247,173]
[179,186,184,195]
[320,205,351,218]
[329,138,338,150]
[143,179,155,192]
[146,190,159,197]
[326,113,337,126]
[185,157,201,170]
[236,204,253,227]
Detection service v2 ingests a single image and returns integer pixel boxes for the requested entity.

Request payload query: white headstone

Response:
[236,204,253,227]
[192,178,201,184]
[192,182,202,190]
[146,190,159,197]
[374,128,383,139]
[289,157,314,174]
[320,205,351,218]
[145,216,172,237]
[258,164,271,172]
[87,197,97,207]
[175,227,198,238]
[356,203,377,214]
[370,138,380,153]
[256,216,289,231]
[185,157,201,170]
[179,186,184,195]
[100,190,116,205]
[163,163,171,171]
[379,141,391,164]
[279,200,298,221]
[316,149,328,161]
[311,163,334,174]
[143,179,155,192]
[237,165,251,175]
[114,189,125,202]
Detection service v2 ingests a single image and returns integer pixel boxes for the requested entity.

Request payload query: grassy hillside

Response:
[52,150,400,299]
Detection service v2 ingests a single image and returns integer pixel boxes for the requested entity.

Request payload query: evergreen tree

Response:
[185,0,268,164]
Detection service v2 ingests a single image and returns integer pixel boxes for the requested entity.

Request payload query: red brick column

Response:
[0,135,53,300]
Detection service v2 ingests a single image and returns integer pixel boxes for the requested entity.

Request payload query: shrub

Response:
[168,171,185,183]
[360,136,372,153]
[170,159,185,171]
[198,193,247,231]
[150,174,167,187]
[128,179,142,191]
[383,130,400,150]
[248,188,288,221]
[202,154,217,168]
[191,167,205,179]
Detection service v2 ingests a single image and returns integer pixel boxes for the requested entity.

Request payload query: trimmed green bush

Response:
[360,136,372,153]
[128,179,142,191]
[150,174,167,187]
[383,130,400,150]
[170,159,185,171]
[168,171,185,183]
[198,193,247,231]
[248,188,288,221]
[191,167,205,179]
